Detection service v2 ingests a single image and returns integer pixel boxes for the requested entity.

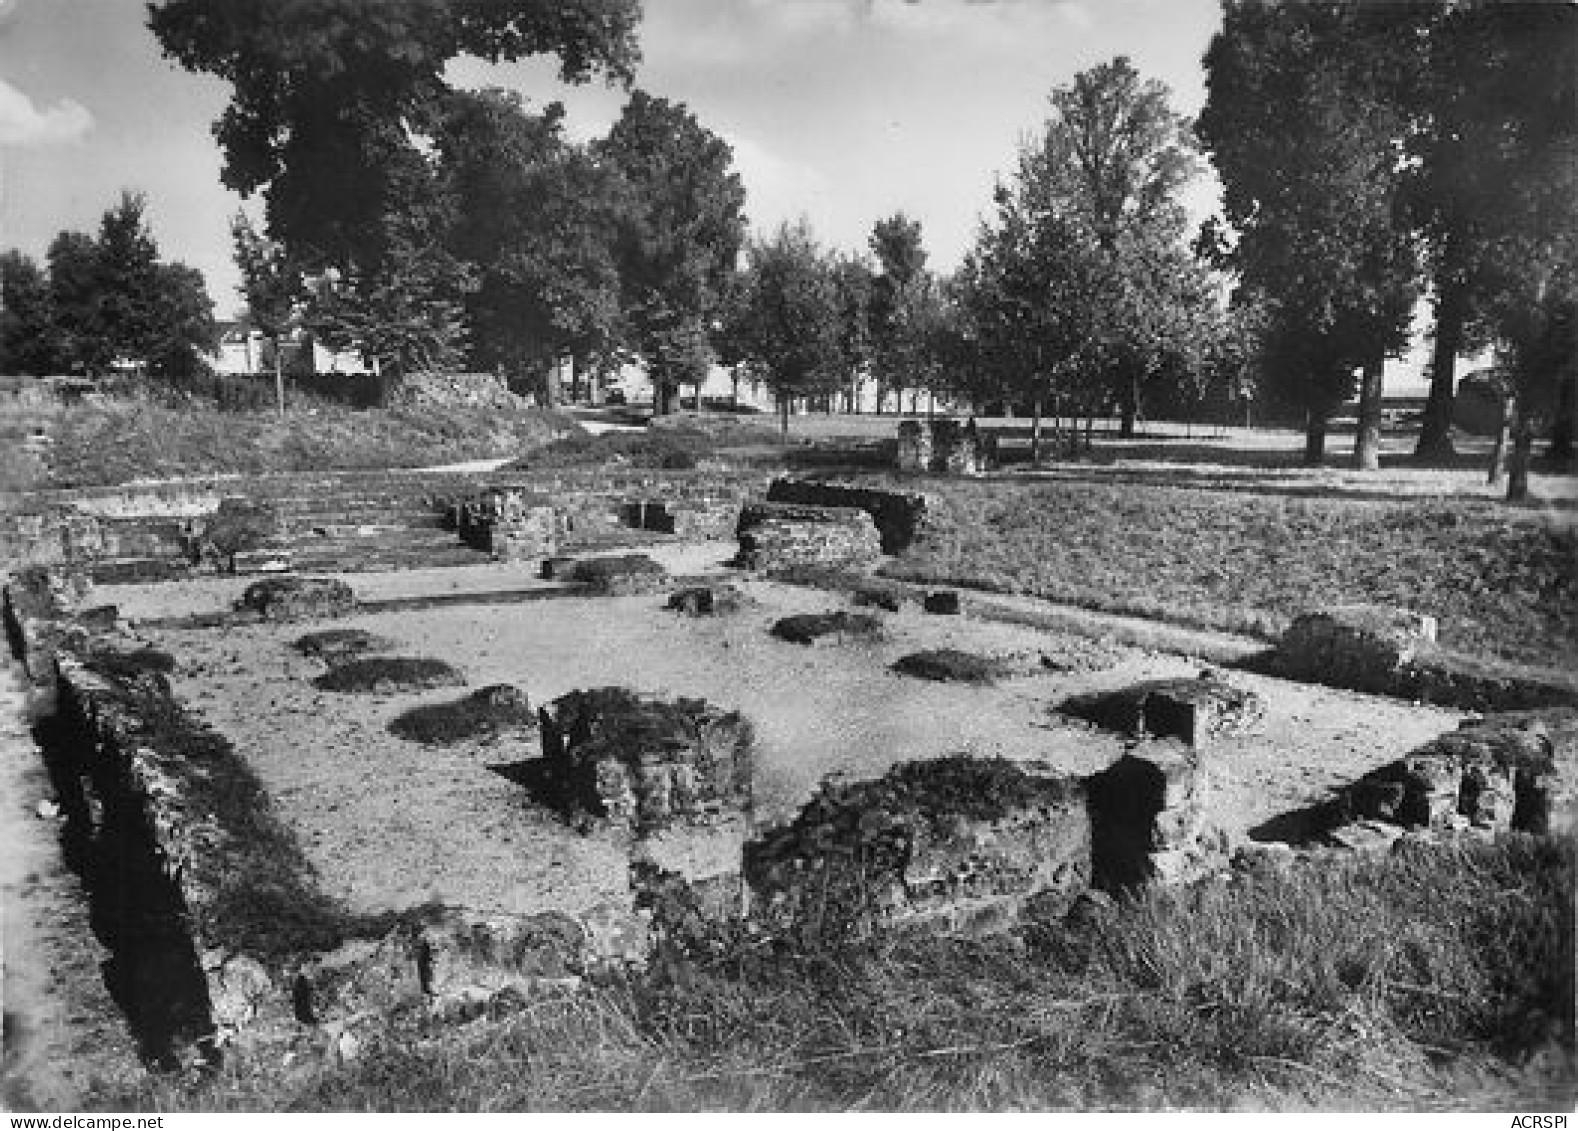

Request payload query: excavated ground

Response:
[93,554,1465,925]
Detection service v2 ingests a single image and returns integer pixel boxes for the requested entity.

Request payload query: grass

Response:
[882,477,1577,671]
[389,685,536,745]
[313,656,466,694]
[44,395,575,487]
[104,833,1573,1111]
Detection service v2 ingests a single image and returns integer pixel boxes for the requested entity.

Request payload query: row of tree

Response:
[1199,0,1576,493]
[2,193,216,380]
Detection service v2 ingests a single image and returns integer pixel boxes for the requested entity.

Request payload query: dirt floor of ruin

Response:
[101,545,1467,926]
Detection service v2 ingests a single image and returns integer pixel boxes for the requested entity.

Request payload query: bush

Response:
[890,649,1003,684]
[293,628,398,664]
[770,611,884,645]
[202,498,280,572]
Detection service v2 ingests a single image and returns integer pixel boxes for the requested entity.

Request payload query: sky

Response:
[0,0,1224,320]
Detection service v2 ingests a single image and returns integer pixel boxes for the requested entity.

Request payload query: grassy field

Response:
[30,396,577,489]
[883,476,1576,671]
[104,835,1573,1112]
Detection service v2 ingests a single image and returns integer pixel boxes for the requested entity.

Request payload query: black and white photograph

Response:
[1,0,1574,1116]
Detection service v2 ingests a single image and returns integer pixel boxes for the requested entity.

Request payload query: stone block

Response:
[237,576,355,621]
[770,611,884,645]
[570,554,670,595]
[667,584,747,616]
[1064,672,1264,747]
[744,756,1089,943]
[1086,743,1214,889]
[735,502,883,572]
[537,687,753,832]
[924,590,962,615]
[764,479,930,554]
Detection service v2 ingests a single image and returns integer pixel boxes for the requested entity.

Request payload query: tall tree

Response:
[735,220,845,436]
[1407,1,1576,462]
[149,0,640,275]
[1200,2,1423,467]
[596,91,747,415]
[437,89,625,403]
[867,212,932,414]
[46,193,215,379]
[830,253,875,413]
[1,251,61,375]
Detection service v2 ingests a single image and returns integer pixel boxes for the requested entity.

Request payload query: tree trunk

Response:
[272,334,285,418]
[1353,353,1384,471]
[779,396,790,441]
[732,369,742,411]
[1304,407,1329,465]
[1506,410,1535,502]
[1550,375,1574,466]
[1487,391,1515,486]
[1414,254,1464,462]
[1030,397,1043,465]
[1119,372,1140,439]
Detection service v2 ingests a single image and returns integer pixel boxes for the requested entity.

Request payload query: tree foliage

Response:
[149,0,640,272]
[964,57,1218,438]
[437,88,625,396]
[35,192,215,378]
[596,91,747,413]
[1,251,61,375]
[733,219,845,430]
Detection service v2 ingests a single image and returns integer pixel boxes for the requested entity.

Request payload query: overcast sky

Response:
[0,0,1223,319]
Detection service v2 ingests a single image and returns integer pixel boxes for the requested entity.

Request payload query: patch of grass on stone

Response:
[891,648,1003,684]
[389,685,535,745]
[294,628,399,664]
[770,611,884,645]
[313,656,465,694]
[82,645,177,681]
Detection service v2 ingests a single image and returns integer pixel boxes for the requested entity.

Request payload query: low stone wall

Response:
[735,502,883,572]
[1064,672,1266,749]
[1269,604,1578,712]
[764,477,930,554]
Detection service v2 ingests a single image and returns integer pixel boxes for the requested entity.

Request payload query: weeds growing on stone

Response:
[293,628,399,664]
[891,649,1004,684]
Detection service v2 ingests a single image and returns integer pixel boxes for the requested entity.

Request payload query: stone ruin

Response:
[744,756,1091,943]
[1340,709,1578,838]
[1063,671,1267,748]
[568,554,670,595]
[765,477,930,554]
[1275,605,1438,693]
[536,687,754,833]
[455,487,561,562]
[896,418,985,475]
[236,576,356,621]
[734,502,882,572]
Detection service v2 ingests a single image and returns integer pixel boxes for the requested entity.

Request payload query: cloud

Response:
[0,78,92,145]
[719,130,831,235]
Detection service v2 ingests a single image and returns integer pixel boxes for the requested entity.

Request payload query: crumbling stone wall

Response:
[1064,671,1266,749]
[537,688,754,833]
[735,502,883,571]
[764,478,930,554]
[744,756,1090,943]
[1342,708,1578,837]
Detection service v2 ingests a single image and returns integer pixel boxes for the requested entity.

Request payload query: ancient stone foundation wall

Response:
[735,502,883,572]
[763,478,930,554]
[1271,605,1578,713]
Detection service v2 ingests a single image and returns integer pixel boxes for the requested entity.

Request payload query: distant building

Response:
[209,320,370,377]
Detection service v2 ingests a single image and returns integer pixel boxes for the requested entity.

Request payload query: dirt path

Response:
[1,654,142,1111]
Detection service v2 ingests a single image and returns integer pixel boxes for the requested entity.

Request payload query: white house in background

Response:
[1380,297,1496,400]
[209,320,371,377]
